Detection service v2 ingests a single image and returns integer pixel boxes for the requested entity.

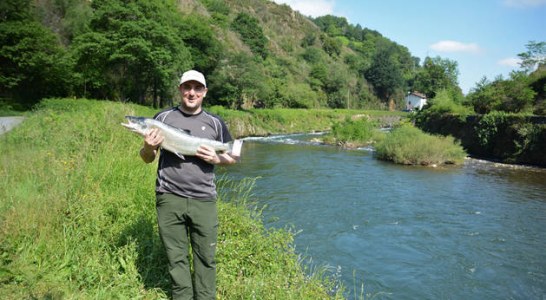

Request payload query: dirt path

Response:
[0,116,25,135]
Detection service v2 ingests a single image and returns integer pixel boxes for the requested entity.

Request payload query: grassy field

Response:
[0,98,345,299]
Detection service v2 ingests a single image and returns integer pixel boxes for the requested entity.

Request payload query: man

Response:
[139,70,238,299]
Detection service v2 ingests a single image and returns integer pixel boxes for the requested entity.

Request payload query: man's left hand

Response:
[196,145,220,164]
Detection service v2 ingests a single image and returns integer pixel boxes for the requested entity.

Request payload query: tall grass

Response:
[325,117,380,146]
[375,124,467,166]
[0,98,342,299]
[208,105,406,137]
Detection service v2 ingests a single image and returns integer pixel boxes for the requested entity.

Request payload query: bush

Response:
[375,124,467,166]
[467,72,537,114]
[328,117,377,145]
[424,89,472,115]
[231,13,268,59]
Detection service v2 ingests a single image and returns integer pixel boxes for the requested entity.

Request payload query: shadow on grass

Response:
[118,214,170,294]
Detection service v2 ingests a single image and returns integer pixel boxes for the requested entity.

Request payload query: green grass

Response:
[374,124,467,166]
[208,106,407,137]
[0,98,343,299]
[324,117,380,147]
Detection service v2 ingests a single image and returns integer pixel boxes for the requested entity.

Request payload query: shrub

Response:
[328,117,377,145]
[375,125,467,165]
[474,111,511,150]
[231,13,268,59]
[425,89,472,115]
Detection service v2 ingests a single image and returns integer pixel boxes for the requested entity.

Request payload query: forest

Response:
[1,0,544,116]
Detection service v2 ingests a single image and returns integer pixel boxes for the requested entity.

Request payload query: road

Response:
[0,116,25,135]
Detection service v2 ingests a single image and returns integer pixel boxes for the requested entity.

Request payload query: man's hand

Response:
[196,145,238,165]
[196,145,221,164]
[140,128,163,163]
[144,128,163,150]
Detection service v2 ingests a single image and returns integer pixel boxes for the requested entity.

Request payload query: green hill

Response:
[2,0,461,111]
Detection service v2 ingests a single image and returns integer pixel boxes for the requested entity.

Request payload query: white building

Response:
[405,92,427,111]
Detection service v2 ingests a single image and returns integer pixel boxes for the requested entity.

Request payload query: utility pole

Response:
[347,88,350,109]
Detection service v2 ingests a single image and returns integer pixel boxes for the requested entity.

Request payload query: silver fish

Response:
[121,116,242,159]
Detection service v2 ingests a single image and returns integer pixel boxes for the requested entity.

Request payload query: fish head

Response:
[121,116,151,136]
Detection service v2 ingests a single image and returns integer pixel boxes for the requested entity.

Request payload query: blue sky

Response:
[273,0,546,94]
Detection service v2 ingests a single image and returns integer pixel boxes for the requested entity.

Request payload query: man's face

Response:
[179,81,207,113]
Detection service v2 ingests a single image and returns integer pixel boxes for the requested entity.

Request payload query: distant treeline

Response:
[1,0,544,116]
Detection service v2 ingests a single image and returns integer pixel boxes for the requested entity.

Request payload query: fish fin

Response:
[174,152,185,160]
[229,139,243,157]
[175,128,191,135]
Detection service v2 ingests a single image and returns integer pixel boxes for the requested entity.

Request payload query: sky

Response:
[272,0,546,94]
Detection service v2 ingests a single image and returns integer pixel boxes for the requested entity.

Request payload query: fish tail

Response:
[229,139,243,157]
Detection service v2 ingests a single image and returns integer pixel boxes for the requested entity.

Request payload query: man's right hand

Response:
[140,128,163,163]
[144,128,164,150]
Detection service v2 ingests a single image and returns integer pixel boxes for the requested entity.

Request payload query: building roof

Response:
[408,91,426,99]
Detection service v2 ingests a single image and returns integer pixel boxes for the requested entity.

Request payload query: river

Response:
[219,133,546,299]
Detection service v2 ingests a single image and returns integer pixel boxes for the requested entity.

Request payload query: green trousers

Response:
[156,193,218,300]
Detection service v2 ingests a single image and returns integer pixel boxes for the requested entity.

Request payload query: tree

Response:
[313,15,349,37]
[70,0,192,105]
[518,41,545,73]
[31,0,93,45]
[412,56,460,99]
[70,31,114,99]
[497,71,536,113]
[467,77,501,114]
[0,0,73,107]
[528,65,546,115]
[0,20,72,107]
[0,0,32,22]
[467,73,535,114]
[309,63,328,90]
[365,43,404,103]
[177,15,222,74]
[207,53,272,109]
[320,34,342,57]
[231,13,268,59]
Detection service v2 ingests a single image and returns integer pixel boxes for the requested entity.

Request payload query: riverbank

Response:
[0,99,344,299]
[208,105,406,138]
[414,112,546,167]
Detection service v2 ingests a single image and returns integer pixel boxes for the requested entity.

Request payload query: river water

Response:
[219,133,546,299]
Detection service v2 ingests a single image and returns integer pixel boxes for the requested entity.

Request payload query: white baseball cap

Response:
[179,70,206,87]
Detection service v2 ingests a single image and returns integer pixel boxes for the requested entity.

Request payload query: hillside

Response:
[3,0,544,116]
[2,0,462,111]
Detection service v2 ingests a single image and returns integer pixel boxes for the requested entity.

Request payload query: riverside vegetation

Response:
[324,117,467,166]
[0,99,346,299]
[212,105,467,166]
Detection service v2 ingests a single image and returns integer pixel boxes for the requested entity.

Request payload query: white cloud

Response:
[272,0,335,17]
[503,0,546,8]
[430,40,482,54]
[498,57,522,67]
